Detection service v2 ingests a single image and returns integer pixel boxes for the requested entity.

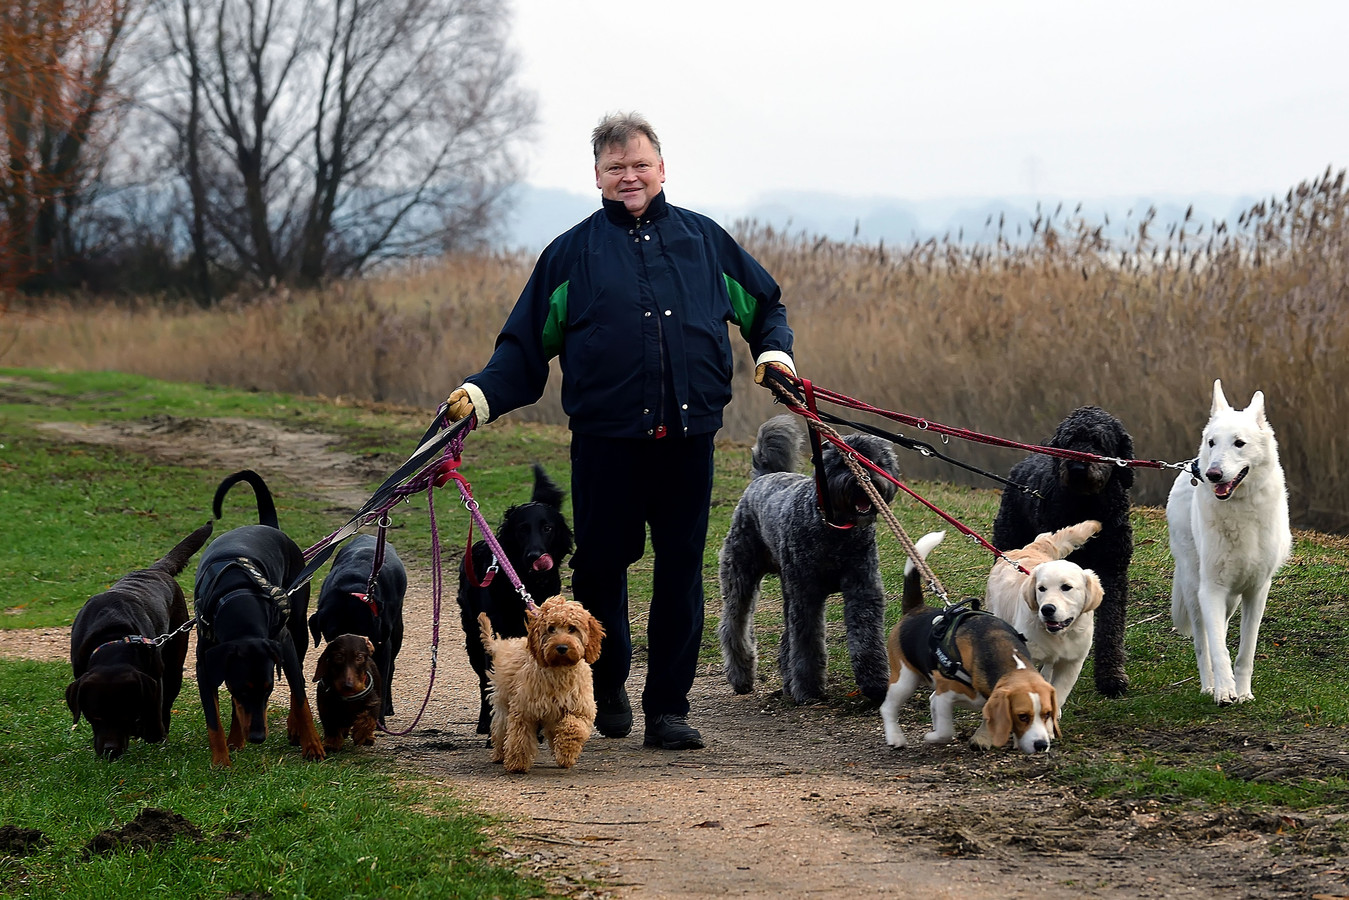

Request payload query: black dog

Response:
[992,406,1135,698]
[308,533,406,723]
[194,470,324,766]
[67,520,214,758]
[457,463,574,734]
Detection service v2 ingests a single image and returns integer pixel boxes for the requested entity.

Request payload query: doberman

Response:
[194,470,324,766]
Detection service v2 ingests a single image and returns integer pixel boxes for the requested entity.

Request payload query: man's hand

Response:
[446,387,475,422]
[754,361,794,385]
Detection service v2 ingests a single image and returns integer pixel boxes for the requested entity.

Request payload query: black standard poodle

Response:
[991,406,1135,698]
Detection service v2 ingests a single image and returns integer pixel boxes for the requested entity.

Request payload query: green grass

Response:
[0,661,539,900]
[2,366,1347,892]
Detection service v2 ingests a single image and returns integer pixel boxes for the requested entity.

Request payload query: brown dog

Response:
[880,532,1060,754]
[313,634,382,751]
[67,521,214,758]
[477,596,604,773]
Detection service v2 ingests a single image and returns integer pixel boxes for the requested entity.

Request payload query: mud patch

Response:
[0,825,46,856]
[84,808,202,857]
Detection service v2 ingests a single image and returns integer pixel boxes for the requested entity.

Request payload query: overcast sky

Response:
[508,0,1349,213]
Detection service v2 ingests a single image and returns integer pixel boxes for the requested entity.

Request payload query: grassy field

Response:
[1,369,1347,897]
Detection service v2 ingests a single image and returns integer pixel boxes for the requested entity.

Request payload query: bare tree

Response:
[0,0,137,292]
[146,0,535,291]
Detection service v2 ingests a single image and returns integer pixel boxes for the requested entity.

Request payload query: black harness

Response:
[195,556,293,643]
[929,599,1002,685]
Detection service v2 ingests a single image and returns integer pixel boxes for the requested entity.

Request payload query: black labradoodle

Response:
[992,405,1135,698]
[719,414,901,704]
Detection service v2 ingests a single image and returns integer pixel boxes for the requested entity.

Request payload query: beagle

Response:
[880,532,1060,755]
[986,520,1103,707]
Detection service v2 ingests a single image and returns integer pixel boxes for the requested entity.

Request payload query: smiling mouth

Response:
[1213,467,1249,500]
[1042,617,1074,633]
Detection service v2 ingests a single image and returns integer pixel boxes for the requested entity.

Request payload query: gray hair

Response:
[591,112,661,162]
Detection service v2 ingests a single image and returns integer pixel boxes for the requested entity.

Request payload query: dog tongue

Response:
[1214,480,1237,500]
[533,554,554,572]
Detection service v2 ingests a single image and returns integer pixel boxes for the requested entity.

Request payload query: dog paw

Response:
[1094,670,1130,698]
[883,727,908,748]
[922,730,953,745]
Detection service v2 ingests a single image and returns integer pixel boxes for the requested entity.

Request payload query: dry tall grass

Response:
[6,170,1346,530]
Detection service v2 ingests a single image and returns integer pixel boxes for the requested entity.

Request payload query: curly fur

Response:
[719,414,901,704]
[992,406,1135,698]
[478,596,603,774]
[458,464,574,735]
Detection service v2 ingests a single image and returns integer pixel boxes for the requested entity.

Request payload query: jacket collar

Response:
[602,190,668,227]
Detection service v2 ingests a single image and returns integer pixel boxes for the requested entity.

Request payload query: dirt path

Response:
[9,414,1349,900]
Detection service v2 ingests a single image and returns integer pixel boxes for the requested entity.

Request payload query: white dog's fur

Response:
[986,520,1104,707]
[1167,379,1291,705]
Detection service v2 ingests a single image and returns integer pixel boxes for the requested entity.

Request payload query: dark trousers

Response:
[568,431,715,719]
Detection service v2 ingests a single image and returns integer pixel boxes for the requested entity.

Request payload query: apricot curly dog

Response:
[477,596,604,773]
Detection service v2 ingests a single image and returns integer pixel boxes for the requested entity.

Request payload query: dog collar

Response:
[1188,457,1202,485]
[318,679,376,702]
[89,635,156,659]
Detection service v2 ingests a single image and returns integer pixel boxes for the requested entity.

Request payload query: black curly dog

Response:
[992,406,1135,698]
[719,414,901,704]
[457,463,574,734]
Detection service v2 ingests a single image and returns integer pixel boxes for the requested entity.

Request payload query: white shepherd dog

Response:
[1166,379,1291,705]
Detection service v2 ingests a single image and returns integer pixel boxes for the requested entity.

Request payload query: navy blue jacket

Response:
[467,191,794,439]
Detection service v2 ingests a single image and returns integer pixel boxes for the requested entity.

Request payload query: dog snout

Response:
[1040,604,1057,619]
[1205,465,1225,483]
[1032,738,1049,753]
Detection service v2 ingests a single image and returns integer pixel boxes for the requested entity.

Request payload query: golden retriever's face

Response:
[526,596,605,667]
[1021,559,1104,633]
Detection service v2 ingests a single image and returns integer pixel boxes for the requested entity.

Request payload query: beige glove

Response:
[754,361,794,385]
[446,387,475,422]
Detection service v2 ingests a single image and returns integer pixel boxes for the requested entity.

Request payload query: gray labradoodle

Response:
[718,414,901,704]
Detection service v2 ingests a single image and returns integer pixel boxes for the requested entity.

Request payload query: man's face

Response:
[595,135,665,218]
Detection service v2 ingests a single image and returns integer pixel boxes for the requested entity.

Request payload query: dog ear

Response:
[313,648,328,683]
[363,636,375,655]
[583,613,605,665]
[1048,687,1063,740]
[1250,390,1268,426]
[139,675,166,742]
[1020,569,1040,612]
[525,609,545,661]
[1211,379,1231,415]
[65,679,82,725]
[983,690,1013,748]
[1081,569,1104,612]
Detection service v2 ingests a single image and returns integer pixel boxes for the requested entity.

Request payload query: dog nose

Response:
[1205,466,1224,483]
[1033,739,1049,753]
[1041,604,1057,618]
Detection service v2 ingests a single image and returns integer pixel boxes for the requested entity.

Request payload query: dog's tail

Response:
[901,531,946,615]
[477,612,497,657]
[213,469,280,529]
[1040,519,1102,559]
[751,414,805,478]
[151,520,215,577]
[530,462,566,509]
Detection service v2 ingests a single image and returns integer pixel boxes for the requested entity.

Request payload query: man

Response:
[446,112,794,750]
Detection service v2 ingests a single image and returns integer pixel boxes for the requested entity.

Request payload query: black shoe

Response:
[595,686,632,738]
[643,714,704,750]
